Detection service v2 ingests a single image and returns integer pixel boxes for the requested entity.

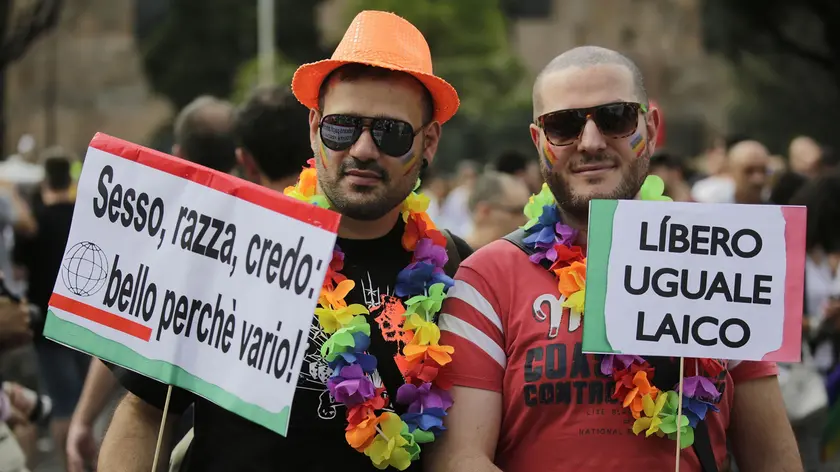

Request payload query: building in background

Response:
[4,0,172,157]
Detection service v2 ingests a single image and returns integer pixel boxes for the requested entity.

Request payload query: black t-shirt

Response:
[112,219,472,472]
[14,201,75,335]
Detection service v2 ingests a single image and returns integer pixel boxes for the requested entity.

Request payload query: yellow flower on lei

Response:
[364,412,412,471]
[401,191,430,221]
[319,279,354,309]
[315,303,369,334]
[632,392,668,437]
[403,314,441,346]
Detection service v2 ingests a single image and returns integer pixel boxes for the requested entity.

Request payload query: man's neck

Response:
[556,206,588,246]
[262,176,299,194]
[338,207,401,240]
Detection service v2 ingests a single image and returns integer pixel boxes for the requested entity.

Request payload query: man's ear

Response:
[236,148,261,183]
[529,124,541,150]
[645,106,662,155]
[421,121,442,168]
[309,108,321,158]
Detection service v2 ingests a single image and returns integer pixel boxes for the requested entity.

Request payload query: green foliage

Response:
[140,0,325,109]
[230,53,300,104]
[702,0,840,152]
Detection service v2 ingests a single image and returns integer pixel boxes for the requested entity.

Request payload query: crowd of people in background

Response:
[0,80,836,470]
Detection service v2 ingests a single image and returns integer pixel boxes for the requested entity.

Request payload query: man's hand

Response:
[0,297,31,346]
[67,417,98,472]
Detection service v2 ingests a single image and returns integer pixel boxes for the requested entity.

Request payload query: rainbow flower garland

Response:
[284,159,455,470]
[521,175,725,449]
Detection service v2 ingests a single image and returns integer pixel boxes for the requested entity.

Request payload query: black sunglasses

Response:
[319,114,423,157]
[536,102,647,146]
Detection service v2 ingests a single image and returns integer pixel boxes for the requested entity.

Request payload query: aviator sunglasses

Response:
[319,114,423,157]
[536,102,647,146]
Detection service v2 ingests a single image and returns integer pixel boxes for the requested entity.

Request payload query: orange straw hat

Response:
[291,10,460,124]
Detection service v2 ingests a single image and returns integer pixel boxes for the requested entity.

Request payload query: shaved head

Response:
[533,46,648,118]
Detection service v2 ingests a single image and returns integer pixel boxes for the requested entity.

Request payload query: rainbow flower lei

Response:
[521,175,724,449]
[284,159,455,470]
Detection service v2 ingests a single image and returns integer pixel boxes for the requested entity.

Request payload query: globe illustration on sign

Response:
[60,242,109,297]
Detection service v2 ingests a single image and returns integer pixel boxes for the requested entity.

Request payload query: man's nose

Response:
[576,120,607,154]
[349,128,379,161]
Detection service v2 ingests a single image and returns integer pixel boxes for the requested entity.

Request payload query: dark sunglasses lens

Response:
[542,111,586,145]
[320,115,361,151]
[594,103,638,137]
[371,119,415,156]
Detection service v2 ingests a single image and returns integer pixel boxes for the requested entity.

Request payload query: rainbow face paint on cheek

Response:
[542,138,558,168]
[630,133,646,157]
[400,147,421,176]
[318,140,331,169]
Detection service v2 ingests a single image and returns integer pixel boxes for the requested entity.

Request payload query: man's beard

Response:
[320,158,419,221]
[543,150,650,223]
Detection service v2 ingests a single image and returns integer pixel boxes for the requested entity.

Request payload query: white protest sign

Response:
[583,199,805,362]
[43,133,340,436]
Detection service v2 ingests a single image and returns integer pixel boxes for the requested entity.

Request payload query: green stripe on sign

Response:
[43,311,291,436]
[582,199,619,354]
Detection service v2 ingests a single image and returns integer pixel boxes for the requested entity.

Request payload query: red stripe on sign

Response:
[87,133,340,234]
[49,293,152,342]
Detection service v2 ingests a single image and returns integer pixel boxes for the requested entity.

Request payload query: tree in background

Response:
[703,0,840,154]
[140,0,326,110]
[0,0,63,153]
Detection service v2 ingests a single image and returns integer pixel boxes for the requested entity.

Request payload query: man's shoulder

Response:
[461,238,533,273]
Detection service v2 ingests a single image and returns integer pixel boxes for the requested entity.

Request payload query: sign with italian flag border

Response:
[43,133,340,436]
[582,199,806,362]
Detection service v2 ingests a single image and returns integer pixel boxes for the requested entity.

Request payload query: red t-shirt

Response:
[438,240,779,471]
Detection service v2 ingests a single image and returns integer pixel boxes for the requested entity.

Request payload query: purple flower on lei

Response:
[677,376,721,401]
[414,238,448,268]
[600,354,646,376]
[524,207,579,264]
[328,332,377,374]
[396,383,453,437]
[326,363,376,407]
[395,261,454,297]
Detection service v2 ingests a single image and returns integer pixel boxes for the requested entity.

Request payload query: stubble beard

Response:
[543,150,650,225]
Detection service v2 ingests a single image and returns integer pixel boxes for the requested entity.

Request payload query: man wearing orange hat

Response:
[98,10,471,472]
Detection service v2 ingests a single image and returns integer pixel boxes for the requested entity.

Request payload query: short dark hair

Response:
[317,63,435,124]
[789,169,840,252]
[494,150,528,175]
[534,46,647,117]
[769,171,808,206]
[173,96,237,173]
[43,152,72,191]
[235,86,312,181]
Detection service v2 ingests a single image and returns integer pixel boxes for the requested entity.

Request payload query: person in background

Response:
[769,171,808,206]
[789,136,823,179]
[234,85,312,192]
[465,171,529,249]
[728,139,770,205]
[172,95,238,174]
[495,150,542,194]
[13,150,80,469]
[437,160,478,237]
[66,94,240,472]
[691,134,751,203]
[786,171,840,469]
[649,150,693,202]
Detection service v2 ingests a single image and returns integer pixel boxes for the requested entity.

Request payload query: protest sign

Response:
[43,133,340,436]
[582,199,805,362]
